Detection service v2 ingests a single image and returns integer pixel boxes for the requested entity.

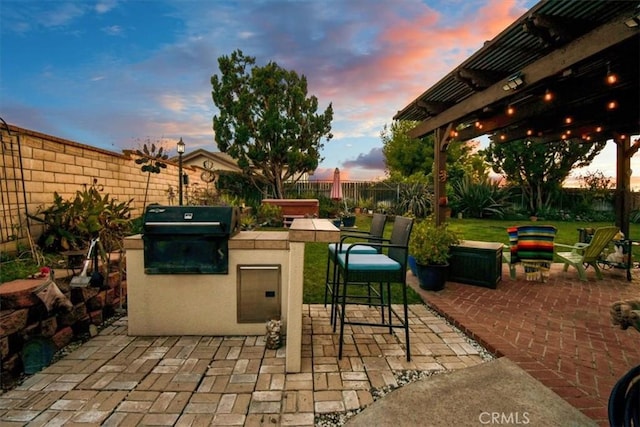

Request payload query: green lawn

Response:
[303,215,637,304]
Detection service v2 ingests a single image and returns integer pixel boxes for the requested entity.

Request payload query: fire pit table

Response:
[124,211,338,373]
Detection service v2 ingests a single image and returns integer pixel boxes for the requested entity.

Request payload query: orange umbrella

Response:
[330,168,343,201]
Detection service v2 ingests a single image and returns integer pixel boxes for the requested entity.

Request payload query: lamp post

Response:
[177,138,185,205]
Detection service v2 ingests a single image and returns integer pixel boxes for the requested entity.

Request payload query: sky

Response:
[1,0,637,186]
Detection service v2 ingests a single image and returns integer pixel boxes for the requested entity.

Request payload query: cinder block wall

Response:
[1,125,210,246]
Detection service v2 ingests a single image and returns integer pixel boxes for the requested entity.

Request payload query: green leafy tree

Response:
[134,140,169,211]
[482,137,606,215]
[381,121,481,186]
[211,50,334,199]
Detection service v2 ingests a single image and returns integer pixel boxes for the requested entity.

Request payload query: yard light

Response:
[177,138,185,205]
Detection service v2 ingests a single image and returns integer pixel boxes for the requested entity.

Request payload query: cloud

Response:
[42,3,87,28]
[95,1,119,14]
[102,25,123,36]
[343,147,386,171]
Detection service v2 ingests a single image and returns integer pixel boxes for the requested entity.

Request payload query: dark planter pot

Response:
[415,262,449,291]
[342,216,356,227]
[331,218,342,228]
[408,255,418,276]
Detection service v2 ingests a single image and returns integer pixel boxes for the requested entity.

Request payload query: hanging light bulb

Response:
[506,105,515,116]
[543,89,554,102]
[564,117,573,124]
[606,62,618,85]
[607,100,618,110]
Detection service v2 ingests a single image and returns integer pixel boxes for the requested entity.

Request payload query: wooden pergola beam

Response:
[408,13,638,139]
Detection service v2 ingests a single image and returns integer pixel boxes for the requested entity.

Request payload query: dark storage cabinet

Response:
[448,241,503,288]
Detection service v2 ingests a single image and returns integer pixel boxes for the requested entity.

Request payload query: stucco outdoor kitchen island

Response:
[124,218,339,373]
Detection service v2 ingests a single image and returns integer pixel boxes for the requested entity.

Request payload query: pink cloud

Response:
[309,0,527,123]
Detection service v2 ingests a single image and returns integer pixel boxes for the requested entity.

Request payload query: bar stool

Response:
[333,216,413,361]
[324,213,387,325]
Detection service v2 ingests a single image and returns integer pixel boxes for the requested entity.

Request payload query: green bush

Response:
[450,176,509,219]
[397,181,432,218]
[30,180,133,253]
[257,203,283,227]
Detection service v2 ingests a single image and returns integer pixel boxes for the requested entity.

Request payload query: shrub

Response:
[409,220,461,265]
[450,176,509,219]
[397,181,432,218]
[30,179,133,253]
[257,203,283,227]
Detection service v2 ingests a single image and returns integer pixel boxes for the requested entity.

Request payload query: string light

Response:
[526,129,533,136]
[596,126,603,132]
[543,89,554,102]
[506,105,515,116]
[500,134,506,141]
[607,100,618,110]
[606,62,618,85]
[564,117,573,124]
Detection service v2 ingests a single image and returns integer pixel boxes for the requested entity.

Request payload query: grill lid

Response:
[143,206,239,236]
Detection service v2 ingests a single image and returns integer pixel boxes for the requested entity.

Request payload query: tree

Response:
[211,50,333,199]
[381,120,481,185]
[482,137,606,215]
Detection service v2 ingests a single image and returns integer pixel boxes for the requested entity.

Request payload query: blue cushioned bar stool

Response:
[324,213,387,325]
[334,216,413,361]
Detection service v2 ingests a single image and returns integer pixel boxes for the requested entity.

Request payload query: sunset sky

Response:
[1,0,637,187]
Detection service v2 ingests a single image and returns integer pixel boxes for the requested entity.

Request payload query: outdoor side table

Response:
[449,240,504,289]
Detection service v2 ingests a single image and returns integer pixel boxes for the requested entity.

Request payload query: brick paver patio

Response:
[1,263,637,426]
[410,263,640,427]
[0,304,485,426]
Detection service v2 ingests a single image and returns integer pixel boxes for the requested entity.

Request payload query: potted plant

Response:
[340,210,356,227]
[409,220,461,291]
[340,199,356,227]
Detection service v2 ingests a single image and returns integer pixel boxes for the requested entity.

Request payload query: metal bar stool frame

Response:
[324,213,387,325]
[333,216,413,361]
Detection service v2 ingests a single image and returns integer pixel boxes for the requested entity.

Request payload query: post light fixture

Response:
[501,72,525,91]
[625,14,640,28]
[177,138,185,206]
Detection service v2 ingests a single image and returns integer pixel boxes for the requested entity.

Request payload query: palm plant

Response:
[450,176,510,219]
[397,181,432,218]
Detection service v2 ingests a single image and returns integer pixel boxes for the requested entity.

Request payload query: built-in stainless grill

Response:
[143,205,239,274]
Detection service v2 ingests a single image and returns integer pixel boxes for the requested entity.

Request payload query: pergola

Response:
[394,0,640,237]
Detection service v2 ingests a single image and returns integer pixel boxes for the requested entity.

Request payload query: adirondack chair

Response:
[554,226,620,281]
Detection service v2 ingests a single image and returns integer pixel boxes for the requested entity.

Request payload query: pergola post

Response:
[616,135,639,239]
[434,124,451,226]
